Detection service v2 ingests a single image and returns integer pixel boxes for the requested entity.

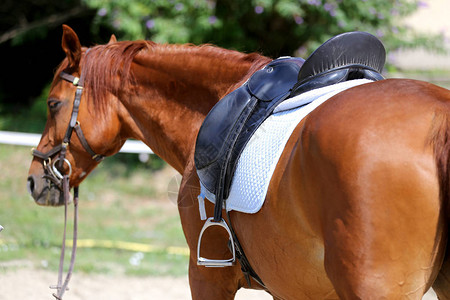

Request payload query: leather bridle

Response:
[31,54,104,299]
[32,68,105,188]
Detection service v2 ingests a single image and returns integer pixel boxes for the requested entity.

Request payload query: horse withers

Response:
[27,25,450,299]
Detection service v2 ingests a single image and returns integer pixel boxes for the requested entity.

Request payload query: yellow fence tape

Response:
[0,239,190,256]
[68,239,190,256]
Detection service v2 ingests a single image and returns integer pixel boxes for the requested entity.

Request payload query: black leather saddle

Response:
[195,57,305,220]
[291,31,385,96]
[195,31,386,221]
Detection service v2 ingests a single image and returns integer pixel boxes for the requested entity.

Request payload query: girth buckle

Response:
[197,217,236,267]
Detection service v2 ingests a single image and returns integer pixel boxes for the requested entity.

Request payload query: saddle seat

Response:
[194,31,386,217]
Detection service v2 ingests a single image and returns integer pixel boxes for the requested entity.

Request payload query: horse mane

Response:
[54,41,269,111]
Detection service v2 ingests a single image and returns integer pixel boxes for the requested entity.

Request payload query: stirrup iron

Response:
[197,217,236,267]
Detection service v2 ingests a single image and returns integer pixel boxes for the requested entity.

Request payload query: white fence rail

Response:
[0,131,153,154]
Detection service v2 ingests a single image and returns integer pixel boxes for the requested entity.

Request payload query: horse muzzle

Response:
[27,173,67,206]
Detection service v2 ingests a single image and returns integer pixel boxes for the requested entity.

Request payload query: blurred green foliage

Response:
[84,0,445,57]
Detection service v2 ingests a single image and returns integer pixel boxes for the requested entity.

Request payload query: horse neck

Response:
[120,44,270,173]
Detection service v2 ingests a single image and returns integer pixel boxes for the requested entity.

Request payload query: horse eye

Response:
[48,99,62,112]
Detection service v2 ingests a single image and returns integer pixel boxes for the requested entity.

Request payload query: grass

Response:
[0,144,189,277]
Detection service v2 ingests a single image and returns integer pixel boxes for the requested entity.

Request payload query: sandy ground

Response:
[0,267,439,300]
[0,268,272,300]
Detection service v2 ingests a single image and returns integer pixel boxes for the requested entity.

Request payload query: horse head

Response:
[26,25,270,208]
[27,25,122,206]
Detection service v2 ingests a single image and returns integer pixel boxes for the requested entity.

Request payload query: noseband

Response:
[31,54,104,299]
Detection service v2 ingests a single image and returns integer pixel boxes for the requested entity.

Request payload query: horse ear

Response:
[61,24,81,69]
[108,34,117,44]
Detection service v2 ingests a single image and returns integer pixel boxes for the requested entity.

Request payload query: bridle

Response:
[31,51,104,299]
[32,67,105,188]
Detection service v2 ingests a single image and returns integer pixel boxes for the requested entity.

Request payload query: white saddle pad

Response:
[198,79,373,218]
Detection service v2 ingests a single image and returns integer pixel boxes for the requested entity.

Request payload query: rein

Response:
[49,176,78,300]
[31,53,104,299]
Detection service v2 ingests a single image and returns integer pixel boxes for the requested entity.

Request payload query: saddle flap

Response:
[195,57,304,195]
[195,87,253,171]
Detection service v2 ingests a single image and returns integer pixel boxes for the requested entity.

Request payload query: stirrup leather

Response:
[197,217,236,267]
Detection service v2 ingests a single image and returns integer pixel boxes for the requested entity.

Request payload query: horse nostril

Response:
[27,176,35,195]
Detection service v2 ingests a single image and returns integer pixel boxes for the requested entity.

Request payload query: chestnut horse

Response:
[28,25,450,299]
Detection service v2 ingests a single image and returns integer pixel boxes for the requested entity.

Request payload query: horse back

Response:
[234,79,450,299]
